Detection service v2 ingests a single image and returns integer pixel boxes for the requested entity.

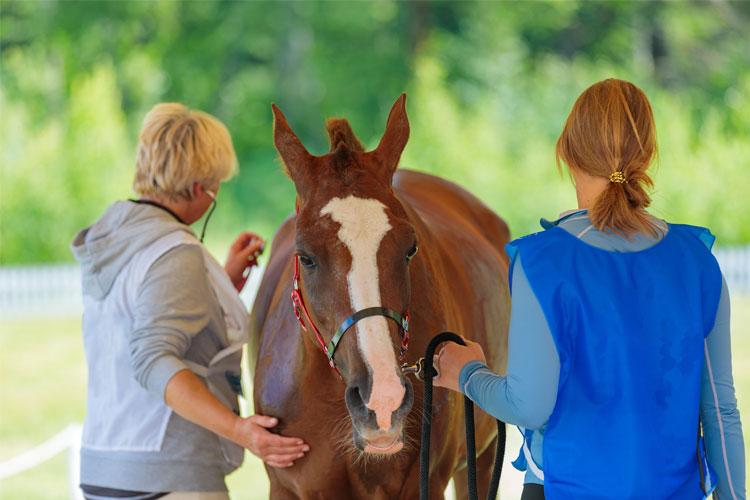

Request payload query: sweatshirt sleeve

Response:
[701,275,746,499]
[459,254,560,429]
[129,244,213,398]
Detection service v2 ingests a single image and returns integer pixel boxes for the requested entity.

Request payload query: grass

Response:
[1,298,749,499]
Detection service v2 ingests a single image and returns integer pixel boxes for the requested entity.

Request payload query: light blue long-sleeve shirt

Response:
[458,210,745,498]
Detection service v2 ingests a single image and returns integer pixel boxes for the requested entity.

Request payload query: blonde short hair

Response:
[133,103,238,200]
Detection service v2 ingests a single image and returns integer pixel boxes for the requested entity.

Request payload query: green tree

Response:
[1,0,748,263]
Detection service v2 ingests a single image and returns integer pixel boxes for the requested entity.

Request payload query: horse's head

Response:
[272,95,416,456]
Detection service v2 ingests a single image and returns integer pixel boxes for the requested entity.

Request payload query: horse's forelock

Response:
[326,118,364,153]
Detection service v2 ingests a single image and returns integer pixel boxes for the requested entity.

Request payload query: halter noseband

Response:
[290,203,410,377]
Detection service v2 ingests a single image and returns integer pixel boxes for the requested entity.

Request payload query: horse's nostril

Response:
[396,378,414,415]
[344,385,368,417]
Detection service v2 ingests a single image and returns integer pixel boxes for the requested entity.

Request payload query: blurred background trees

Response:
[2,0,749,263]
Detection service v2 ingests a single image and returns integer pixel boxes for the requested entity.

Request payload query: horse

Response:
[249,94,510,499]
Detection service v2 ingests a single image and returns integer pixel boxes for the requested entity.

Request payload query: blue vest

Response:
[506,224,722,499]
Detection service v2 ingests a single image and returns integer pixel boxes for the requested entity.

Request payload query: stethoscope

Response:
[199,189,217,243]
[200,190,264,266]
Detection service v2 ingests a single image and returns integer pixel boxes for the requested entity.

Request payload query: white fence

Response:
[716,246,750,296]
[0,262,265,318]
[0,264,82,318]
[1,246,748,317]
[0,425,83,500]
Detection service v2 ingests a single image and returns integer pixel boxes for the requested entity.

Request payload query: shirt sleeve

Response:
[129,244,213,399]
[458,254,560,430]
[701,275,746,499]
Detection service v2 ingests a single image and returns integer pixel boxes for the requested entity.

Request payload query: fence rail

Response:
[0,246,749,317]
[0,262,264,318]
[715,246,750,295]
[0,264,82,318]
[0,424,83,500]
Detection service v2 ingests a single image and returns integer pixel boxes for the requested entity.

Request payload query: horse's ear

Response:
[272,104,313,193]
[373,93,410,182]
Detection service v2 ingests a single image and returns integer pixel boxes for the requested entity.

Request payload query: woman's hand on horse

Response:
[432,338,487,392]
[225,231,265,292]
[231,414,309,468]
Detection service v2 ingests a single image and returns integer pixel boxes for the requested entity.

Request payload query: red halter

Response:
[290,201,410,378]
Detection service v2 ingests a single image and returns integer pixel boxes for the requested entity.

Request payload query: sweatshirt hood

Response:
[71,201,194,300]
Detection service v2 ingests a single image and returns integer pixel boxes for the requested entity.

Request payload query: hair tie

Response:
[609,171,626,184]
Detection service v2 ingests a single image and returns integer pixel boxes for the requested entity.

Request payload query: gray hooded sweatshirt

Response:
[72,201,238,493]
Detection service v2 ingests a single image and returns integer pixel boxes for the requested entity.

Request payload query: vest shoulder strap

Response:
[670,223,716,250]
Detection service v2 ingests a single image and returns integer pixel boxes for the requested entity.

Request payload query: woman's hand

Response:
[165,370,308,469]
[231,415,310,468]
[432,338,487,392]
[225,231,265,292]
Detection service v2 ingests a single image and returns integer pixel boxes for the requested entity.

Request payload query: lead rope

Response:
[419,332,506,500]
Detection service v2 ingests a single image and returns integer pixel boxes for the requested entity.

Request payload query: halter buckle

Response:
[401,357,426,381]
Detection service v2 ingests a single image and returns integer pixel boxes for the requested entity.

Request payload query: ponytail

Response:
[556,79,661,237]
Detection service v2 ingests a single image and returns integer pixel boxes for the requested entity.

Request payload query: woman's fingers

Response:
[432,353,441,370]
[265,452,305,466]
[266,460,294,468]
[432,354,444,386]
[228,232,264,259]
[234,238,264,267]
[225,234,265,291]
[229,232,252,252]
[231,237,263,258]
[266,444,309,455]
[265,433,305,448]
[249,415,279,428]
[266,452,305,462]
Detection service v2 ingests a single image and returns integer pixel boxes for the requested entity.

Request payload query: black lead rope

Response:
[419,332,506,500]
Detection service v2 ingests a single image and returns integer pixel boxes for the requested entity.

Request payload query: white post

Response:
[67,424,84,500]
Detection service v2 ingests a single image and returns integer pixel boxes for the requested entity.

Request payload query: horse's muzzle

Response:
[345,377,414,455]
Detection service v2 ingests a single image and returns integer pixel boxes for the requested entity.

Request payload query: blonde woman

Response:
[434,80,745,499]
[72,104,308,500]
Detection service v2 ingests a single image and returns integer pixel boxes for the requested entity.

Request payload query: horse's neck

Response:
[399,196,445,279]
[399,196,469,335]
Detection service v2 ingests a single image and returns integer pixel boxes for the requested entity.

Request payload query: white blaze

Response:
[321,195,404,430]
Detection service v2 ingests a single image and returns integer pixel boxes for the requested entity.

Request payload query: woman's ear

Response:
[191,182,216,201]
[191,181,203,200]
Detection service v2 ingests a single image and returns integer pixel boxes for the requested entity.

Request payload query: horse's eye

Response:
[298,254,316,269]
[406,243,419,261]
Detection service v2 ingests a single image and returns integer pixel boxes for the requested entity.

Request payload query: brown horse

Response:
[250,94,510,499]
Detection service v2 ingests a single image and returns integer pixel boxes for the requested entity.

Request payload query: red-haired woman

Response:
[434,79,745,499]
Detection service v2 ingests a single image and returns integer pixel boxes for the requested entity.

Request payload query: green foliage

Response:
[405,55,750,242]
[1,1,748,263]
[1,63,132,261]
